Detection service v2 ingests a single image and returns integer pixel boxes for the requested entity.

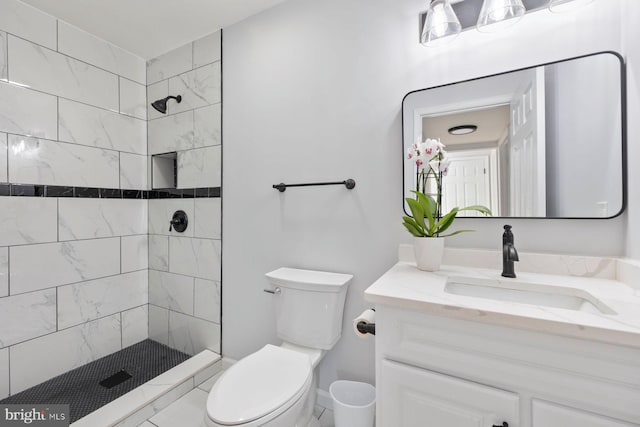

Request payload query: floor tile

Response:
[196,370,224,393]
[149,388,208,427]
[319,409,334,427]
[313,405,325,419]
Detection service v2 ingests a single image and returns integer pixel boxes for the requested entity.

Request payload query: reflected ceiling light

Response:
[548,0,596,12]
[448,125,478,135]
[421,0,462,47]
[477,0,526,32]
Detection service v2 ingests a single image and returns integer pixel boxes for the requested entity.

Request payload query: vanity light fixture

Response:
[476,0,526,32]
[548,0,596,13]
[421,0,462,47]
[448,125,478,135]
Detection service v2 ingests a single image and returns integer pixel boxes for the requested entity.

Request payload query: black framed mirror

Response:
[402,51,626,219]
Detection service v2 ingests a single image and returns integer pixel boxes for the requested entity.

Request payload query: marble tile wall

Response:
[147,198,221,356]
[0,0,150,399]
[146,33,222,356]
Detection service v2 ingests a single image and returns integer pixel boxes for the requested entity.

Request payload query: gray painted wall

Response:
[623,1,640,259]
[223,0,637,390]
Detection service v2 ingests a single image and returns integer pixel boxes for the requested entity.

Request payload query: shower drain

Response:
[99,369,132,389]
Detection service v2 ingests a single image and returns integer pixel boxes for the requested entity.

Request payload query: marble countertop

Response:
[365,261,640,349]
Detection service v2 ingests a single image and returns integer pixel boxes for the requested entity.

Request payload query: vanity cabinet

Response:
[374,305,640,427]
[532,400,636,427]
[379,359,518,427]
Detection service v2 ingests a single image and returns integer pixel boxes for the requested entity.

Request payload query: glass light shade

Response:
[549,0,596,13]
[421,0,461,47]
[477,0,526,33]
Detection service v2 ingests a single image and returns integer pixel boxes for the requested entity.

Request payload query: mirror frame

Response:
[401,51,627,220]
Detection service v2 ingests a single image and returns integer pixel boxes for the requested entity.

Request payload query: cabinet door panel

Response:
[379,359,518,427]
[533,400,637,427]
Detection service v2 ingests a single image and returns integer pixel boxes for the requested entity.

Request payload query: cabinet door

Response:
[379,359,518,427]
[532,400,638,427]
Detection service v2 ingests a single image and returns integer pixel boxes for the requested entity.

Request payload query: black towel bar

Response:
[273,179,356,192]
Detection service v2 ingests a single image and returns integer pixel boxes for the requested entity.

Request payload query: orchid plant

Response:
[403,138,491,238]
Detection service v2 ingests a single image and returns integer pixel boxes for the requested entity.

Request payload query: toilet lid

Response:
[207,345,312,425]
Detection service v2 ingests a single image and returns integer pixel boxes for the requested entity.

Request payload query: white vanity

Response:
[365,247,640,427]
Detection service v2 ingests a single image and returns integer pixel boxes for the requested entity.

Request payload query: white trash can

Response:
[329,380,376,427]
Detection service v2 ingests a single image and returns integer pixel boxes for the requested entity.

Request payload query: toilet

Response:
[205,267,353,427]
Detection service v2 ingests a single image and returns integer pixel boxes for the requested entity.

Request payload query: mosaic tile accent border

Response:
[0,184,221,199]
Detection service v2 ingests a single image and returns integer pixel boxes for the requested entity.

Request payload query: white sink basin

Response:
[445,276,616,315]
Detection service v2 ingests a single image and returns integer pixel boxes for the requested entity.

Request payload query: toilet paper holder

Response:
[356,321,375,336]
[354,308,376,336]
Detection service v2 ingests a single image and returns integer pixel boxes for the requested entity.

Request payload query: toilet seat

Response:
[206,345,312,426]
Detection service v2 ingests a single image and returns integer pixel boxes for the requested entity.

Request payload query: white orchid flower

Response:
[429,157,451,176]
[420,138,445,157]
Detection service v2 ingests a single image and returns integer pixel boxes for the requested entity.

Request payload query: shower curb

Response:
[72,350,221,427]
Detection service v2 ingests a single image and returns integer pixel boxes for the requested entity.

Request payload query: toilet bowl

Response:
[205,268,352,427]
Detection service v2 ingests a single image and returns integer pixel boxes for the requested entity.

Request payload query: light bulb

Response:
[477,0,526,33]
[421,0,461,47]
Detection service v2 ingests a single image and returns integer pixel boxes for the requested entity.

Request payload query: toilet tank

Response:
[265,268,352,350]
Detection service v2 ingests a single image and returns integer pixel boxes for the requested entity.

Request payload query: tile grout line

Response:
[118,75,121,114]
[148,303,220,327]
[1,303,148,351]
[6,246,10,299]
[56,197,59,242]
[5,133,8,184]
[6,233,148,250]
[6,30,145,86]
[7,346,10,396]
[5,32,10,84]
[9,268,149,299]
[55,286,58,332]
[56,96,60,141]
[118,151,122,190]
[4,130,145,158]
[120,312,123,350]
[147,57,218,88]
[4,33,147,117]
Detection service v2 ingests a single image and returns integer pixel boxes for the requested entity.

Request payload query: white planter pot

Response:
[413,237,445,271]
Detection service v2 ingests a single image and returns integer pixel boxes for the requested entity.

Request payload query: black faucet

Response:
[502,225,519,278]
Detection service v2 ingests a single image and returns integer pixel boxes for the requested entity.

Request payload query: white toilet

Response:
[205,267,353,427]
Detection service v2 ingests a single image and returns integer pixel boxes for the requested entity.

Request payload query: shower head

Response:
[151,95,182,114]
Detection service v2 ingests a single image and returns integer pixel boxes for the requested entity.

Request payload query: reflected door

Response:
[441,155,491,217]
[509,67,546,216]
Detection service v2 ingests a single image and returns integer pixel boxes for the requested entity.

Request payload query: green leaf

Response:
[459,205,492,216]
[413,191,437,229]
[403,218,425,237]
[438,229,476,237]
[433,208,459,235]
[406,198,427,231]
[403,216,421,229]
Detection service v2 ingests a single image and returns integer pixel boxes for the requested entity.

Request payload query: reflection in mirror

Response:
[402,52,625,219]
